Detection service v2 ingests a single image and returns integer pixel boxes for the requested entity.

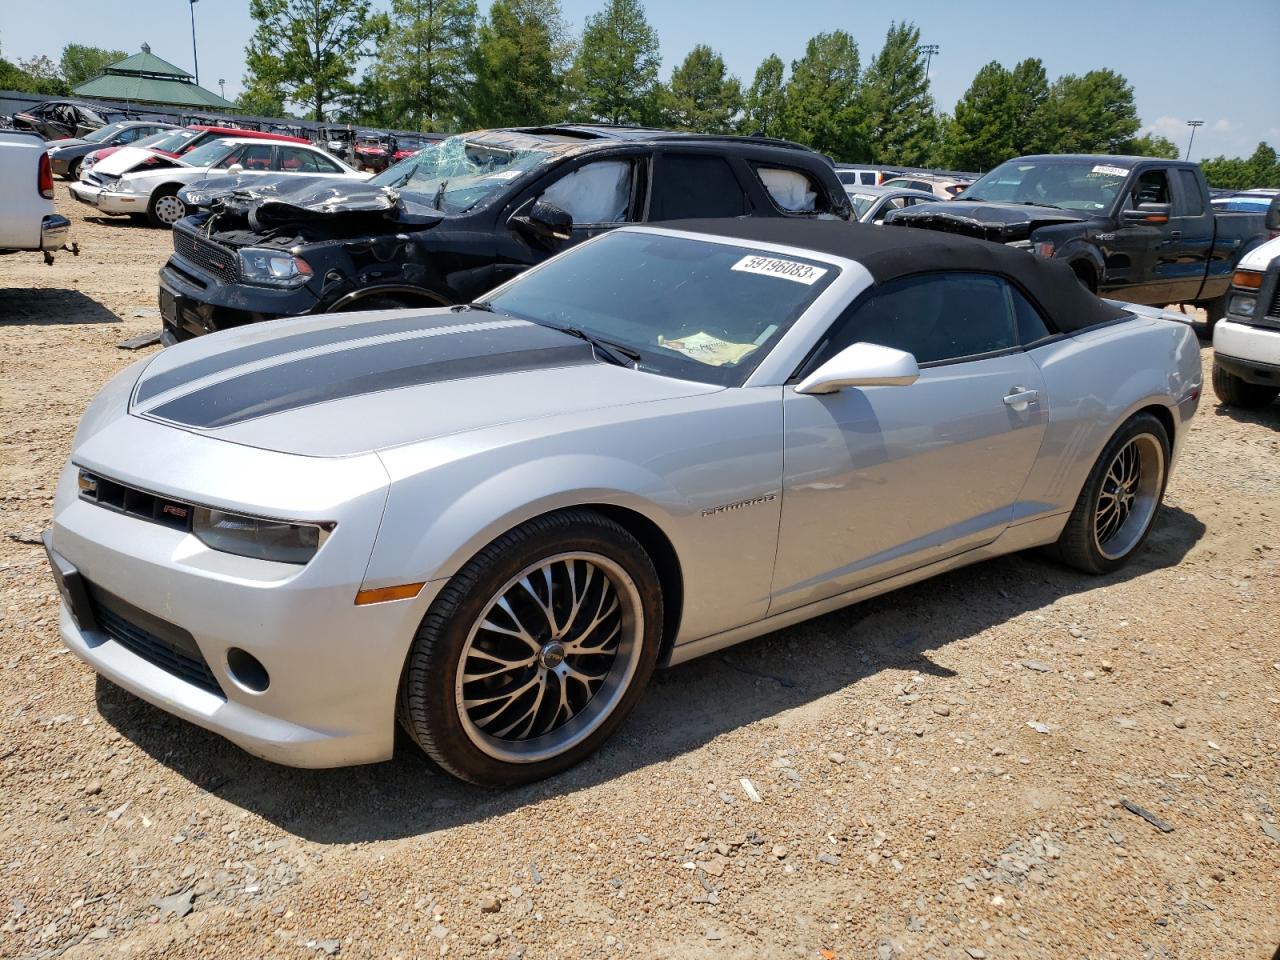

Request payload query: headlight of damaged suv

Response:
[238,247,314,287]
[193,507,333,564]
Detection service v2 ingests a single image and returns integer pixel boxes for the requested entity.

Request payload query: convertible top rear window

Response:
[486,231,838,386]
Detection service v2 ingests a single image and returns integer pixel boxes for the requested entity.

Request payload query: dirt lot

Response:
[1,196,1278,960]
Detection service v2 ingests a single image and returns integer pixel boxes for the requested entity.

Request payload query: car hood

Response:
[128,307,720,457]
[888,200,1091,242]
[90,144,184,176]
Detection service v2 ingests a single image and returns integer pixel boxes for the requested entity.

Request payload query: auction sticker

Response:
[1090,164,1129,177]
[732,255,828,285]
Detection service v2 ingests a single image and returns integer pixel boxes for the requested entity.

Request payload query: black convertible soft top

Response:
[656,217,1129,334]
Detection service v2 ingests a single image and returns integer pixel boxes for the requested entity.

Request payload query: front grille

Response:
[88,585,223,697]
[1268,284,1280,320]
[78,471,195,532]
[172,229,240,281]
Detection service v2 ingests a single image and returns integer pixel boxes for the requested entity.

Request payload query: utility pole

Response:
[218,78,225,99]
[188,0,200,86]
[919,44,940,84]
[1185,119,1204,161]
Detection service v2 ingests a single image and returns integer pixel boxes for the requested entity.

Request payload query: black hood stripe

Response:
[136,311,481,404]
[145,324,598,429]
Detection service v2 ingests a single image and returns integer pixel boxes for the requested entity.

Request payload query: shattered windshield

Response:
[961,159,1129,211]
[369,135,550,213]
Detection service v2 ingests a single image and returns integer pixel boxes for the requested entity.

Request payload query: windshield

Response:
[960,159,1129,210]
[485,231,837,386]
[85,122,131,143]
[849,193,876,218]
[147,129,197,153]
[369,135,550,213]
[179,140,237,168]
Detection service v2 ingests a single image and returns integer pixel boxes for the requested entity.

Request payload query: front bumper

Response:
[1214,319,1280,386]
[67,180,147,215]
[47,413,438,768]
[159,254,320,343]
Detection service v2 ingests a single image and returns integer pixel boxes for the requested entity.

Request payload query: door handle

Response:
[1169,230,1182,240]
[1003,386,1040,412]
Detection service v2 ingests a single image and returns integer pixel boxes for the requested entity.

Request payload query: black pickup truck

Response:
[886,155,1278,322]
[158,124,851,342]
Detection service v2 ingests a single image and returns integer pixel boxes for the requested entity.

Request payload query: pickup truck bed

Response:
[0,130,72,262]
[887,154,1276,315]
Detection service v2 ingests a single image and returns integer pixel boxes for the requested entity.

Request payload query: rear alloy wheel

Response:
[1212,361,1278,409]
[398,510,663,785]
[147,187,187,228]
[1051,412,1169,574]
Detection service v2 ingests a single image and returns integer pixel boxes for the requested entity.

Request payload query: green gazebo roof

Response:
[72,45,236,110]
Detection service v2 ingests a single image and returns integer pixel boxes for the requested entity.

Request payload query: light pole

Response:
[218,78,225,99]
[188,0,200,86]
[1185,119,1204,161]
[919,44,940,84]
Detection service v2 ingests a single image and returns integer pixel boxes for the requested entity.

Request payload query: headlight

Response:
[237,247,314,287]
[192,507,333,564]
[1228,293,1257,318]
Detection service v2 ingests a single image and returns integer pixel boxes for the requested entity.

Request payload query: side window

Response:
[810,273,1018,369]
[648,154,746,220]
[539,159,634,224]
[212,145,247,169]
[1129,170,1170,207]
[757,166,819,212]
[276,146,341,173]
[1009,285,1053,345]
[116,127,143,144]
[1175,169,1205,216]
[240,144,275,170]
[860,172,876,185]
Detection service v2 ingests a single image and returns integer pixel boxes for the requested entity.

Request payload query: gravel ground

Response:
[1,196,1278,960]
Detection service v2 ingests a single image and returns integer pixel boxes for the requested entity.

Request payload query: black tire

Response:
[146,185,186,228]
[1212,361,1279,409]
[1201,295,1227,335]
[398,509,663,786]
[1050,412,1170,575]
[1070,261,1097,293]
[65,158,81,181]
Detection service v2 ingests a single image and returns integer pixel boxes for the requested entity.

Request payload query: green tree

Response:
[741,53,785,137]
[1008,57,1050,154]
[779,31,861,159]
[1244,142,1280,186]
[470,0,573,127]
[237,79,287,117]
[245,0,379,122]
[376,0,477,131]
[574,0,661,125]
[942,61,1016,171]
[658,44,741,133]
[1038,68,1139,154]
[1199,155,1250,190]
[59,43,126,87]
[1119,133,1180,159]
[858,21,936,166]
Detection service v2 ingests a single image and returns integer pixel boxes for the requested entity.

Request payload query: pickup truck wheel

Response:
[398,509,663,786]
[146,187,186,228]
[1212,361,1279,409]
[1050,412,1169,575]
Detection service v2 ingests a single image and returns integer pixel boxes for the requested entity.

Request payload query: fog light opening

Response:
[226,647,270,693]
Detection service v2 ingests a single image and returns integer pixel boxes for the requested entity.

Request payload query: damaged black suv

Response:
[158,124,851,342]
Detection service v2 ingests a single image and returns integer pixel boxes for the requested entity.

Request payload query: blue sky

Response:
[3,0,1277,159]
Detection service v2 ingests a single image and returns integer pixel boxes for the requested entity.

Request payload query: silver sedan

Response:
[46,219,1202,784]
[846,184,937,223]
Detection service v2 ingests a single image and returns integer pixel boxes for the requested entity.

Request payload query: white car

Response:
[68,138,367,227]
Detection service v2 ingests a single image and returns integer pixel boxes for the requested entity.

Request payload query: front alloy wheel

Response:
[399,510,663,785]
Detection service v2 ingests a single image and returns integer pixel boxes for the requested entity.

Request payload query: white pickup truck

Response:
[0,130,74,264]
[1213,211,1280,410]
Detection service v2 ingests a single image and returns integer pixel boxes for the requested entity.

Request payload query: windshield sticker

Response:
[731,255,828,285]
[659,332,759,367]
[1090,164,1129,178]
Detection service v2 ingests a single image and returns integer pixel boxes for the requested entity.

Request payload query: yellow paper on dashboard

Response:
[659,331,757,367]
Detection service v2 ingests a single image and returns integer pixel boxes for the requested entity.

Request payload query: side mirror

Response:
[1121,202,1171,225]
[795,342,920,395]
[226,163,245,175]
[1266,197,1280,232]
[511,200,573,241]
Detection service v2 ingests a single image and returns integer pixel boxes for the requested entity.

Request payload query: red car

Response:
[79,125,309,178]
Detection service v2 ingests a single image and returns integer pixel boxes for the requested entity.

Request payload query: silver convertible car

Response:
[45,219,1202,785]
